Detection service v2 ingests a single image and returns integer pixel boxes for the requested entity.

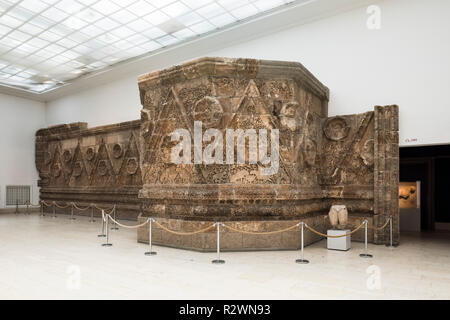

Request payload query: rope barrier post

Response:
[15,200,19,215]
[212,222,225,264]
[145,218,157,256]
[102,212,112,247]
[26,201,29,215]
[385,215,396,248]
[40,201,44,217]
[98,209,106,238]
[296,222,309,264]
[111,204,118,230]
[52,201,56,219]
[89,204,95,223]
[70,202,76,220]
[359,220,373,258]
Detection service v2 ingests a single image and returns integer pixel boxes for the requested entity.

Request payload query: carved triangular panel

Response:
[81,145,98,177]
[106,142,126,176]
[69,143,89,187]
[50,146,65,186]
[118,133,142,186]
[90,140,115,187]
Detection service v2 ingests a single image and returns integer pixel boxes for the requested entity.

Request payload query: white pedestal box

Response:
[327,229,351,251]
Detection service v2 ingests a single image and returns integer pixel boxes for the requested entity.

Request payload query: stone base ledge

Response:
[138,216,324,252]
[137,214,378,252]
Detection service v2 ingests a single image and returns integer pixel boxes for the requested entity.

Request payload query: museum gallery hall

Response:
[0,0,449,301]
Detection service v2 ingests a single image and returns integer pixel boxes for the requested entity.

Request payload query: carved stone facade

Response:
[136,57,399,250]
[35,57,399,250]
[35,120,142,219]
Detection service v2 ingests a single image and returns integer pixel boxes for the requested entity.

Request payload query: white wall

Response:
[45,0,450,147]
[0,93,46,208]
[45,76,141,128]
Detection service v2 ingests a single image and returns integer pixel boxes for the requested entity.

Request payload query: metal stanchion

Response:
[111,204,118,230]
[89,204,95,223]
[26,202,29,215]
[145,218,157,256]
[385,215,396,248]
[15,200,19,215]
[359,220,373,258]
[98,209,106,238]
[102,212,112,247]
[52,201,56,219]
[70,202,76,220]
[40,201,44,217]
[212,222,225,264]
[296,222,309,264]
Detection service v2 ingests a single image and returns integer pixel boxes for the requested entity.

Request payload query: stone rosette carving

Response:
[126,158,138,175]
[324,116,350,141]
[62,150,72,163]
[112,143,123,159]
[86,147,95,161]
[73,161,82,177]
[97,160,108,176]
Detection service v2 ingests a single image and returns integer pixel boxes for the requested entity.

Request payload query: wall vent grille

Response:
[6,185,31,206]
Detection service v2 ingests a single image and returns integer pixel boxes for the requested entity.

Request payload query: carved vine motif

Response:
[360,139,374,167]
[324,117,350,141]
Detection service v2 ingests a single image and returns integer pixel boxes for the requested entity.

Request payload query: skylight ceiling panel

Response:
[0,0,297,93]
[17,0,50,14]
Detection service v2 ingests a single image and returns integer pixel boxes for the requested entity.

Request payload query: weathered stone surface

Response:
[35,120,142,220]
[35,57,399,250]
[135,58,399,249]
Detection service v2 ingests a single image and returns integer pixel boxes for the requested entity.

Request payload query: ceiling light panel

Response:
[0,0,297,94]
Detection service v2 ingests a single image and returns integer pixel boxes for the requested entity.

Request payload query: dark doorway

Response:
[400,144,450,231]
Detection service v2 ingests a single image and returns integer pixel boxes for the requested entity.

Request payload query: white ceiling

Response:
[0,0,296,94]
[0,0,373,102]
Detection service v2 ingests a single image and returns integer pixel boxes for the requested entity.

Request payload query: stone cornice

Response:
[36,120,141,141]
[138,57,329,101]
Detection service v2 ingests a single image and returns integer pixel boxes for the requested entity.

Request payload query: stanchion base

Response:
[212,259,225,264]
[70,218,76,220]
[97,234,106,237]
[111,227,119,230]
[52,216,57,219]
[145,251,157,256]
[295,259,309,264]
[385,244,398,248]
[359,253,373,258]
[89,220,95,223]
[102,243,112,247]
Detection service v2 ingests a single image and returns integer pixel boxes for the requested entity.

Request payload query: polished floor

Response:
[0,212,449,300]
